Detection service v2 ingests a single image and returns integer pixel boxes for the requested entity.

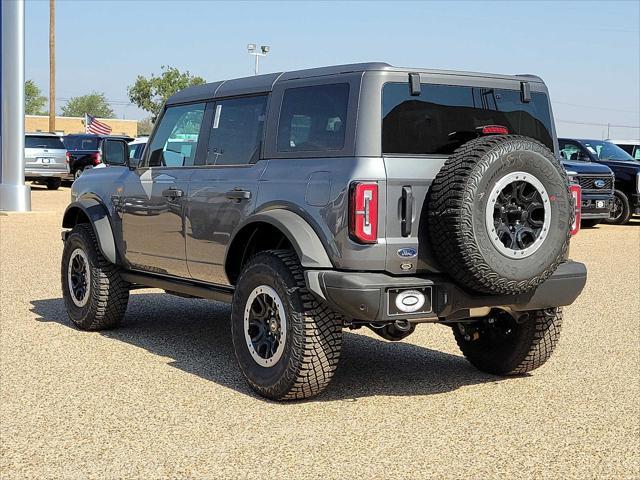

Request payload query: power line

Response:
[557,119,640,129]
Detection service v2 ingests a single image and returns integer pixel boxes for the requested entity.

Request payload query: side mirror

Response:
[102,139,129,167]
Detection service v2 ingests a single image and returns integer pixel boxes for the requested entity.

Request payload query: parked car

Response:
[559,138,640,224]
[24,133,69,189]
[61,63,586,400]
[608,139,640,160]
[128,137,148,165]
[63,134,134,179]
[560,158,614,227]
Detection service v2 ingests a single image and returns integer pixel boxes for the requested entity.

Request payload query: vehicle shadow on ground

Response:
[32,292,501,401]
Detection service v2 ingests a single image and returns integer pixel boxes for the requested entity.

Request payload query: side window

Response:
[147,103,205,167]
[559,141,582,161]
[277,83,349,152]
[206,96,267,166]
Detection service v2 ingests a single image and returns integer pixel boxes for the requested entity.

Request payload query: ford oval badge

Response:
[397,247,417,258]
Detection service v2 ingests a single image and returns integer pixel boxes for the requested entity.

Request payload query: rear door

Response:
[186,95,268,284]
[121,102,207,277]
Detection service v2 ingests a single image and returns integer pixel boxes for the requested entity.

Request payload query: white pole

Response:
[0,0,31,212]
[254,54,259,76]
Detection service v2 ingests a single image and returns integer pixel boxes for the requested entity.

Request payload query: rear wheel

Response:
[453,308,562,375]
[231,250,343,400]
[61,224,130,330]
[74,169,83,180]
[603,190,631,225]
[46,178,62,190]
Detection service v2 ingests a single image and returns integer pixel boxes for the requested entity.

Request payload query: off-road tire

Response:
[603,189,632,225]
[453,308,563,375]
[427,135,572,295]
[46,178,62,190]
[581,219,602,228]
[231,250,343,400]
[61,224,129,330]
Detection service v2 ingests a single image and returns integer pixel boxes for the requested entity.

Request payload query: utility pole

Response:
[49,0,55,132]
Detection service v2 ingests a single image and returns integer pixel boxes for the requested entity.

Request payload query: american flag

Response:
[85,114,112,135]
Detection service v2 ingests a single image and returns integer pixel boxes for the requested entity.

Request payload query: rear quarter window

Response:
[277,83,349,153]
[382,83,554,155]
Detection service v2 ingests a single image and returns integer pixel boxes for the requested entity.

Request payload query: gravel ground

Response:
[1,186,639,479]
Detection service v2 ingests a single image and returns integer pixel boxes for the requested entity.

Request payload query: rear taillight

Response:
[569,184,581,236]
[91,152,102,166]
[65,151,70,163]
[349,182,378,244]
[478,125,509,135]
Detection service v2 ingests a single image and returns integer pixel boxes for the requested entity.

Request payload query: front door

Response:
[186,95,268,284]
[121,102,207,277]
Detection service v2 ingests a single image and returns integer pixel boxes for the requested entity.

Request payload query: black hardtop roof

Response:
[166,62,544,106]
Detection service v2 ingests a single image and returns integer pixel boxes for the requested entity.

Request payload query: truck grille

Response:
[578,175,613,192]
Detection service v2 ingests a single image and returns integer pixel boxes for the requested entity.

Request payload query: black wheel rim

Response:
[486,172,550,259]
[611,196,623,221]
[243,286,287,367]
[68,248,90,307]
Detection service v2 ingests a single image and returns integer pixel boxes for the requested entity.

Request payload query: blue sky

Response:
[25,0,640,139]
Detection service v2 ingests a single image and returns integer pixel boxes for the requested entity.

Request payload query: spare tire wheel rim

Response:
[68,248,90,307]
[244,285,287,368]
[485,171,551,259]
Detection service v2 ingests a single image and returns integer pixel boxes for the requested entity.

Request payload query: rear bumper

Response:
[305,261,587,322]
[25,168,67,179]
[581,194,614,219]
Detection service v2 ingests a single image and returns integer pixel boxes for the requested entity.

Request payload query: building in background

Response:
[25,115,137,137]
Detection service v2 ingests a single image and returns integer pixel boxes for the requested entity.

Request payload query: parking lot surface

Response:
[1,186,639,479]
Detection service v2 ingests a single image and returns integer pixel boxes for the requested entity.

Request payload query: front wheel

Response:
[46,178,62,190]
[231,250,343,400]
[61,224,130,330]
[603,190,632,225]
[453,308,562,375]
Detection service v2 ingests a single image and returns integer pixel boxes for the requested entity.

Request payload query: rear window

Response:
[63,136,99,151]
[382,83,554,155]
[25,135,65,150]
[277,83,349,152]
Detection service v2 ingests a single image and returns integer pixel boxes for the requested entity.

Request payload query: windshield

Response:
[25,135,65,150]
[581,140,636,162]
[382,83,554,154]
[63,136,99,151]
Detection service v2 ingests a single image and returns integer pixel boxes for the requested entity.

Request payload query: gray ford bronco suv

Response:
[61,63,587,400]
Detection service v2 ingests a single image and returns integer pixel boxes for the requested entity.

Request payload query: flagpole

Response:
[84,113,88,134]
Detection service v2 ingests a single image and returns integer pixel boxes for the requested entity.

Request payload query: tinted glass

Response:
[25,135,65,150]
[104,140,126,165]
[277,83,349,152]
[63,136,99,151]
[382,83,554,154]
[581,140,636,162]
[129,143,146,160]
[206,96,267,165]
[147,103,205,167]
[558,139,587,161]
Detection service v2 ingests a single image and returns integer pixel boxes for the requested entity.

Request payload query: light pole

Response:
[0,0,31,212]
[247,44,270,76]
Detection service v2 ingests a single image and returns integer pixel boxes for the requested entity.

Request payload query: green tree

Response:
[127,66,205,116]
[25,80,47,115]
[137,117,154,136]
[60,92,115,118]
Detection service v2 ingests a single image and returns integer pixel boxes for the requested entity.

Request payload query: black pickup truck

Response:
[559,138,640,224]
[560,159,614,227]
[63,134,134,180]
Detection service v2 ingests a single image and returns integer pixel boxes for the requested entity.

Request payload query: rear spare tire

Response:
[427,135,572,295]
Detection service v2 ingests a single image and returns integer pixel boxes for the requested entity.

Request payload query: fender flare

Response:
[226,209,333,271]
[62,199,118,265]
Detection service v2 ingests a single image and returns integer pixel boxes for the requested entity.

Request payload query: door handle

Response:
[401,186,413,237]
[162,188,184,199]
[225,189,251,201]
